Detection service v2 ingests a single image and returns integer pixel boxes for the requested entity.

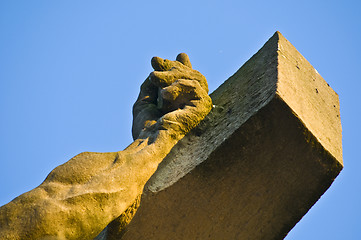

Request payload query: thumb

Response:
[176,53,192,69]
[151,57,173,71]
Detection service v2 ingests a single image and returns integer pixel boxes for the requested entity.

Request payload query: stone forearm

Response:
[0,134,181,240]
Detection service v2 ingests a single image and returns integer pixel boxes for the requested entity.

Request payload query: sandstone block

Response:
[112,32,343,240]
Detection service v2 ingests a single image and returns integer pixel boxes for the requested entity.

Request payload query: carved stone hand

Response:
[132,53,212,140]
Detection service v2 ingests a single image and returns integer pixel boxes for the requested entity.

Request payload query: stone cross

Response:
[97,31,343,239]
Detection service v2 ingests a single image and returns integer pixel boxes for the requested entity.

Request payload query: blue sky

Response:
[0,1,360,239]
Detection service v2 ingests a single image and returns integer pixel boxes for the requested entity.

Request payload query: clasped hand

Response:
[132,53,212,140]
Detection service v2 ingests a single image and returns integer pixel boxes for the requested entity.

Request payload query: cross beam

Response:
[100,32,343,240]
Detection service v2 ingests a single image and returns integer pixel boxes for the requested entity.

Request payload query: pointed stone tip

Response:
[275,31,282,36]
[271,31,284,41]
[265,31,288,50]
[256,31,285,55]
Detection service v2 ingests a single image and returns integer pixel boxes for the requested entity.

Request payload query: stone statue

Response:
[0,53,212,240]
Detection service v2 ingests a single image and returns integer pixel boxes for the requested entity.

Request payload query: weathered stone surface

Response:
[115,32,343,239]
[0,54,212,240]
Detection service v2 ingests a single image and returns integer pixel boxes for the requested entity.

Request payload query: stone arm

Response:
[0,53,212,240]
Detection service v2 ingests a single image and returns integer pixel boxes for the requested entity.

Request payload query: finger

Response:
[161,79,206,101]
[152,54,192,71]
[159,79,209,113]
[176,53,192,69]
[159,92,212,134]
[149,70,178,88]
[150,67,208,91]
[160,81,183,102]
[151,57,174,71]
